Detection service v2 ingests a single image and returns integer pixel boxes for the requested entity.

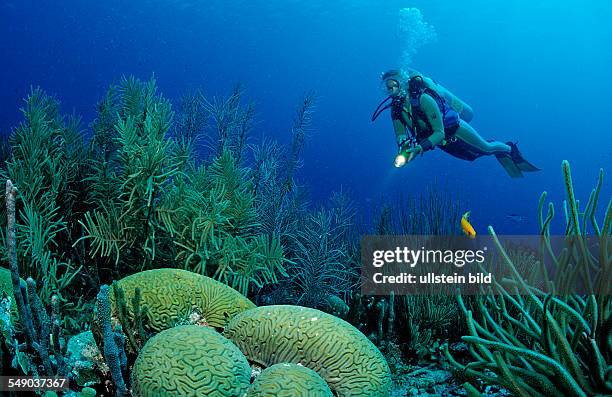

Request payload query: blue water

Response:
[1,0,610,235]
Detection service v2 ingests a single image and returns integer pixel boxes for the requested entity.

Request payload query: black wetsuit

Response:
[393,91,488,161]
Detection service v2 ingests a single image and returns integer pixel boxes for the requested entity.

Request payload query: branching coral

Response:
[174,88,208,144]
[444,160,612,396]
[158,149,286,295]
[203,84,255,163]
[401,295,459,354]
[95,285,127,397]
[77,76,181,271]
[0,89,83,304]
[282,91,316,195]
[285,196,359,307]
[80,78,289,294]
[2,181,71,378]
[357,187,463,351]
[249,93,316,241]
[375,186,461,235]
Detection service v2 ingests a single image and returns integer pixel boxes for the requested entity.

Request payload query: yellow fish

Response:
[461,211,476,238]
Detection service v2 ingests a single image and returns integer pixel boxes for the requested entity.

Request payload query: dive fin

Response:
[515,158,540,172]
[495,154,524,178]
[515,159,540,172]
[507,142,541,172]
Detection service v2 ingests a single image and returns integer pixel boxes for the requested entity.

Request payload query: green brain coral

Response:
[224,305,392,397]
[110,268,255,332]
[248,363,333,397]
[131,325,251,397]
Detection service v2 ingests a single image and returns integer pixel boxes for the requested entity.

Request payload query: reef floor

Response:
[388,342,512,397]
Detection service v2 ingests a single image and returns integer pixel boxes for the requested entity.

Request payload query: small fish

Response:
[506,213,526,223]
[461,211,476,238]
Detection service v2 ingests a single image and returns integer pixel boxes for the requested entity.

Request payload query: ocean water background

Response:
[0,0,610,235]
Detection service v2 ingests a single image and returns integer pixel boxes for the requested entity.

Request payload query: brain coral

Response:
[247,363,333,397]
[131,325,251,397]
[110,268,255,332]
[224,305,392,397]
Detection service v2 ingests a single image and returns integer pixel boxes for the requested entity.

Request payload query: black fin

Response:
[495,153,524,178]
[507,142,541,172]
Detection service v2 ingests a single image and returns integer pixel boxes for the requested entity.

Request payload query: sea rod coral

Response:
[444,160,611,397]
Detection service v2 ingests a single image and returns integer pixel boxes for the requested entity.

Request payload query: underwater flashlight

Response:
[394,154,407,168]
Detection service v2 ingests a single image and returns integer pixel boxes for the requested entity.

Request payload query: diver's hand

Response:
[394,145,423,168]
[405,145,422,162]
[394,146,422,168]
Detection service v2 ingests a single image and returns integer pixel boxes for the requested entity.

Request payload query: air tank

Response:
[407,69,474,122]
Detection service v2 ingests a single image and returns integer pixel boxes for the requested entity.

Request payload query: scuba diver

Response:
[371,69,540,177]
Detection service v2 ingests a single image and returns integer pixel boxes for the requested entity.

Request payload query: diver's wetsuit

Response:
[389,90,540,178]
[377,74,539,177]
[391,90,489,161]
[439,135,489,161]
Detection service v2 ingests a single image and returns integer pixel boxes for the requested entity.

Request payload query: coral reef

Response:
[444,161,612,396]
[246,92,359,312]
[131,325,251,397]
[0,78,394,395]
[202,84,254,162]
[285,200,359,307]
[79,77,288,296]
[65,331,105,387]
[6,75,607,397]
[224,305,392,397]
[0,266,25,324]
[95,284,127,396]
[79,75,184,271]
[400,294,460,360]
[1,181,71,380]
[323,293,350,318]
[247,363,333,397]
[1,89,84,304]
[105,268,255,332]
[352,188,464,356]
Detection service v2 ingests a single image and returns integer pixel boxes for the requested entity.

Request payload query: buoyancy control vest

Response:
[410,71,474,123]
[407,76,488,161]
[371,71,473,125]
[406,76,460,139]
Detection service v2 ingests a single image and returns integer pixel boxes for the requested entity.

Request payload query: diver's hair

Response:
[380,69,409,96]
[381,69,401,81]
[381,69,410,83]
